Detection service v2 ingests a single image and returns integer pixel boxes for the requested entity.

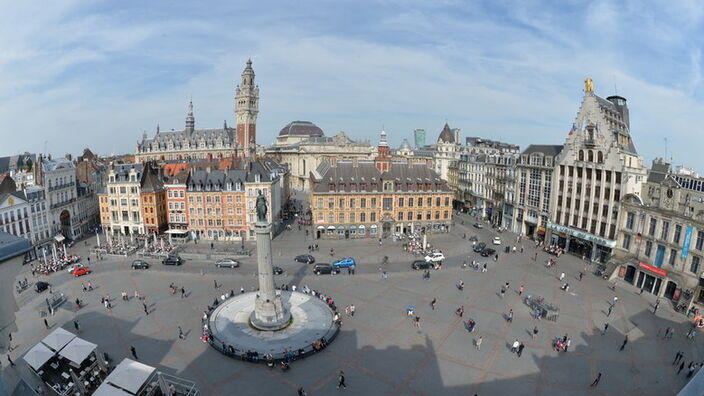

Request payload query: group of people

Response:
[542,244,564,257]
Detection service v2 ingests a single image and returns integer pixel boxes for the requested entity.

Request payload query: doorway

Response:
[664,281,677,300]
[624,265,636,284]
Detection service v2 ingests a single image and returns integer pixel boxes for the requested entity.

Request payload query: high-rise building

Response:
[546,79,647,263]
[413,129,426,148]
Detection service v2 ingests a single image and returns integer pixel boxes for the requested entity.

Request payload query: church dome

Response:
[278,121,324,137]
[399,139,412,151]
[437,123,455,143]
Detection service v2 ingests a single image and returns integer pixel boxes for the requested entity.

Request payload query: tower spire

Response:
[185,100,195,133]
[235,59,259,153]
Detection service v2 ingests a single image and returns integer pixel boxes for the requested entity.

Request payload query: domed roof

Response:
[399,139,412,151]
[437,123,455,143]
[278,121,324,137]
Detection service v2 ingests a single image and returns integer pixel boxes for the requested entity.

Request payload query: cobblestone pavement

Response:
[1,212,701,395]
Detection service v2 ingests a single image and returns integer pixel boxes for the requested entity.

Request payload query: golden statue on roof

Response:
[584,78,594,93]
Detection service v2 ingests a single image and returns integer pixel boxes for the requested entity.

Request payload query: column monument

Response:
[250,191,291,330]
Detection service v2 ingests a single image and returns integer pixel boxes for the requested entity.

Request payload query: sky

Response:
[1,0,703,170]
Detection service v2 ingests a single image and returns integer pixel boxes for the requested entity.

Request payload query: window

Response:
[626,212,635,230]
[398,197,404,207]
[644,240,653,257]
[669,249,677,266]
[691,256,700,274]
[370,212,376,222]
[328,199,334,209]
[338,213,344,223]
[349,213,355,222]
[622,234,631,250]
[436,197,441,207]
[328,213,334,223]
[697,231,704,251]
[339,199,344,209]
[648,218,657,236]
[361,198,366,208]
[317,198,323,208]
[350,198,355,209]
[383,198,392,210]
[674,224,682,244]
[408,198,414,207]
[407,211,413,220]
[360,213,366,222]
[661,221,670,241]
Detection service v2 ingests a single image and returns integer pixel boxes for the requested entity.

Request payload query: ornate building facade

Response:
[135,60,259,163]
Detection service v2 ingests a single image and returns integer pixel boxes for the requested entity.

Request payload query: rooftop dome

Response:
[437,123,455,143]
[278,121,324,137]
[399,139,412,151]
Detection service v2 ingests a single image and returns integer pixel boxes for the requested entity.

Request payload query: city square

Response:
[1,211,699,395]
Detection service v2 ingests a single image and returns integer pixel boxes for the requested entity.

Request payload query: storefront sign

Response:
[682,226,693,259]
[546,222,616,248]
[639,262,668,277]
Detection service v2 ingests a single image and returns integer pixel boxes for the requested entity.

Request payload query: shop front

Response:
[546,222,615,263]
[617,260,682,300]
[634,262,667,296]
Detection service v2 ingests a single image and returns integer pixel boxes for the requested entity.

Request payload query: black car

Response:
[273,266,284,275]
[131,260,150,269]
[480,248,496,257]
[162,256,183,266]
[473,242,486,252]
[411,260,432,270]
[313,263,340,275]
[295,254,315,264]
[35,281,50,293]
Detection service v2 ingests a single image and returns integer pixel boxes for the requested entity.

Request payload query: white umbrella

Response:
[22,342,55,371]
[96,232,101,248]
[43,248,47,265]
[153,233,157,245]
[160,238,164,250]
[52,244,57,261]
[63,243,68,258]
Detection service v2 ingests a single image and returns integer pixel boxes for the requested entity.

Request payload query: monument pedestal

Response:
[249,221,291,331]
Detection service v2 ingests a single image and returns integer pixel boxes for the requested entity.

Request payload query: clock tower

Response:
[235,59,259,154]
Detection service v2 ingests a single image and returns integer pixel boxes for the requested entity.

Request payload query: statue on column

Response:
[256,191,268,223]
[584,78,594,93]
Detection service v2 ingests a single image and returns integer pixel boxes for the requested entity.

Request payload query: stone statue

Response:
[256,191,268,223]
[584,78,594,93]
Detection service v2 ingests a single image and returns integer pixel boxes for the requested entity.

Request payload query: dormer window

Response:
[255,174,261,182]
[329,183,335,192]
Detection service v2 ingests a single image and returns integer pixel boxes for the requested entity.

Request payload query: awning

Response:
[93,383,134,396]
[164,229,188,234]
[23,342,55,371]
[103,359,156,395]
[316,226,325,230]
[349,225,357,229]
[337,226,346,229]
[42,327,76,352]
[371,224,378,228]
[54,234,65,242]
[59,337,97,365]
[358,225,366,229]
[327,226,335,230]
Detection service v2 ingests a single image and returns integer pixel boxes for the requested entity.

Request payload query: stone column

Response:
[250,221,291,330]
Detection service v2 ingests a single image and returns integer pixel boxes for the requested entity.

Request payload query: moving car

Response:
[72,267,92,277]
[425,252,445,262]
[162,256,183,266]
[294,254,315,264]
[492,237,501,245]
[66,263,84,273]
[480,248,496,257]
[411,260,432,270]
[131,260,150,270]
[313,263,340,275]
[273,266,284,275]
[215,258,240,268]
[473,223,483,229]
[473,242,486,253]
[35,281,50,293]
[332,257,356,268]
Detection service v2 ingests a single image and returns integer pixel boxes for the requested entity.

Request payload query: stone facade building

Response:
[23,185,50,247]
[135,60,259,163]
[546,82,647,263]
[433,123,462,182]
[100,163,147,235]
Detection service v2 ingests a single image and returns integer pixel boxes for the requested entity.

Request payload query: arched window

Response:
[588,150,594,162]
[578,150,584,161]
[598,151,604,163]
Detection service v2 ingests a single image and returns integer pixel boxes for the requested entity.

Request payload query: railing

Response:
[50,198,76,209]
[48,182,75,192]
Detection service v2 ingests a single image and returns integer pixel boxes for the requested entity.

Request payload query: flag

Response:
[568,123,576,136]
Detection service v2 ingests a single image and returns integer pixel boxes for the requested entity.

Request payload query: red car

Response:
[72,267,92,277]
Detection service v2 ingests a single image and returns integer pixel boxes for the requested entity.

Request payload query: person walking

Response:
[476,336,483,350]
[130,346,138,360]
[337,370,347,389]
[687,362,697,378]
[673,351,683,365]
[619,335,628,351]
[500,287,506,299]
[613,296,619,305]
[564,337,571,352]
[653,299,660,315]
[143,302,149,316]
[350,305,355,316]
[430,298,437,310]
[298,387,307,396]
[517,342,525,358]
[607,305,613,317]
[43,318,49,329]
[414,316,421,329]
[511,339,520,353]
[180,287,185,298]
[590,372,602,387]
[601,323,609,335]
[678,361,686,374]
[532,326,538,339]
[506,309,513,323]
[534,252,538,261]
[7,355,15,367]
[559,272,565,281]
[178,326,184,339]
[73,320,80,333]
[213,279,218,289]
[518,285,524,296]
[578,272,583,281]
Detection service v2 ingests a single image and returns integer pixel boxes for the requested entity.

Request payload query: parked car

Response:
[424,252,445,263]
[215,258,240,268]
[492,237,501,245]
[273,266,284,275]
[162,256,183,266]
[473,223,483,229]
[473,242,486,252]
[480,248,496,257]
[72,267,92,277]
[294,254,315,264]
[66,263,84,273]
[332,257,356,268]
[131,260,150,270]
[411,260,432,270]
[313,263,340,275]
[35,281,50,293]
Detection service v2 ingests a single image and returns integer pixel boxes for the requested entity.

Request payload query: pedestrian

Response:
[687,362,697,378]
[7,355,15,367]
[511,339,519,353]
[81,282,86,292]
[482,263,487,272]
[181,287,185,298]
[601,323,609,335]
[559,272,565,281]
[350,305,355,316]
[298,387,307,396]
[521,246,524,254]
[518,285,524,296]
[517,342,525,358]
[607,305,613,317]
[619,335,628,351]
[578,272,583,281]
[130,346,138,360]
[431,298,437,310]
[590,372,602,387]
[500,287,505,298]
[673,351,683,365]
[532,326,538,339]
[87,281,93,291]
[475,336,483,350]
[214,279,218,289]
[506,309,513,323]
[240,286,245,294]
[534,252,538,261]
[564,337,571,352]
[143,302,149,315]
[613,296,618,305]
[678,361,686,374]
[350,264,356,275]
[178,326,184,339]
[382,270,388,280]
[337,370,347,389]
[43,318,49,329]
[653,299,660,314]
[414,316,421,328]
[73,320,80,333]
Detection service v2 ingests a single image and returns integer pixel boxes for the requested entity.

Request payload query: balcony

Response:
[50,197,76,210]
[48,182,76,192]
[584,139,596,147]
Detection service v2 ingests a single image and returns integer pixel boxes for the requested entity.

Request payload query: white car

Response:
[66,263,84,273]
[492,237,501,245]
[424,252,445,263]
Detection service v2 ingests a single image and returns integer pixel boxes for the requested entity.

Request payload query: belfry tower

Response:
[235,59,259,154]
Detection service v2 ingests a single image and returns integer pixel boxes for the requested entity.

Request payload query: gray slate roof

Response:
[0,231,32,262]
[522,145,564,157]
[139,128,235,150]
[278,121,324,137]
